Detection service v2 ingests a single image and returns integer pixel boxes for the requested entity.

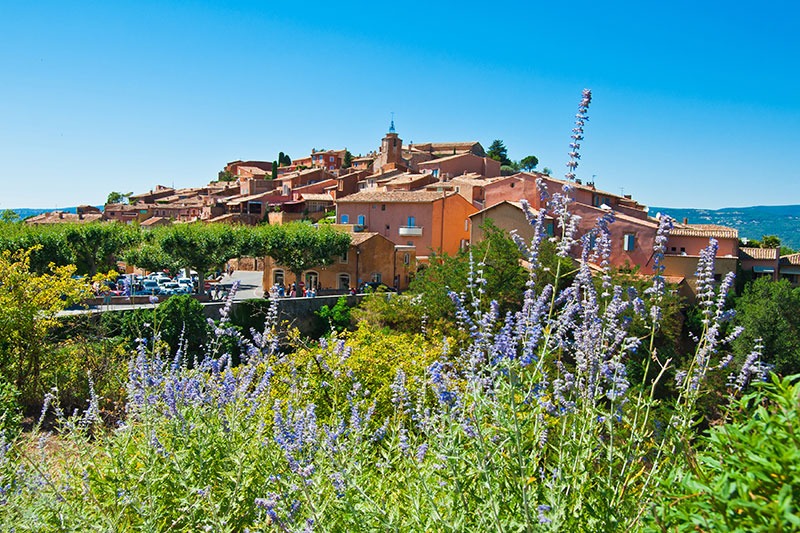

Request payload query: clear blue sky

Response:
[1,1,798,209]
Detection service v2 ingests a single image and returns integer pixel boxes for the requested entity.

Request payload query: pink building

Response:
[416,152,501,180]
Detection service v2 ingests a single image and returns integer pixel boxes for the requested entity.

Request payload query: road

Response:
[62,271,265,315]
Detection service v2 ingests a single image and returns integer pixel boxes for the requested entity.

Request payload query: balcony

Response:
[399,225,423,237]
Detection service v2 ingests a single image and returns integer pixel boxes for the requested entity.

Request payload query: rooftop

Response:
[337,190,456,203]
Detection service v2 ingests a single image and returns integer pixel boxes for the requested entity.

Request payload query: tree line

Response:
[0,220,351,292]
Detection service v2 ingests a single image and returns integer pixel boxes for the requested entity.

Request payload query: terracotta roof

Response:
[140,216,171,227]
[740,247,779,260]
[669,224,738,239]
[25,211,104,224]
[780,253,800,266]
[300,193,334,201]
[336,190,455,203]
[450,174,504,186]
[350,232,380,246]
[417,152,476,165]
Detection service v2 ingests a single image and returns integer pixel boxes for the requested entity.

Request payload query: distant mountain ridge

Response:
[652,205,800,251]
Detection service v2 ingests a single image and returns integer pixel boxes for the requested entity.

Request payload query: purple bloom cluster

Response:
[565,89,592,181]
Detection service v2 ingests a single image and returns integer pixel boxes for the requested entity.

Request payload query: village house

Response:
[262,229,416,293]
[738,247,780,281]
[335,189,477,260]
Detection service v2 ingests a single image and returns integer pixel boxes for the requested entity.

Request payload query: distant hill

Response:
[652,205,800,251]
[6,207,88,220]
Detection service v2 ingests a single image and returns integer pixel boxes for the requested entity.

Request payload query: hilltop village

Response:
[26,125,800,299]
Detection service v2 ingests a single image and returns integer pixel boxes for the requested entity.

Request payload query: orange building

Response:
[262,230,416,293]
[335,190,477,260]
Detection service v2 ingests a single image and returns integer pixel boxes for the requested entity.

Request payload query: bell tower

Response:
[380,114,403,168]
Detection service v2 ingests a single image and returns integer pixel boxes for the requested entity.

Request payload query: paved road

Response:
[62,271,265,315]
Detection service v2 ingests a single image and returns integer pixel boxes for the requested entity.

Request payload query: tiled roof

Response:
[336,190,454,203]
[25,212,104,224]
[140,216,171,227]
[670,224,738,239]
[301,193,334,201]
[780,253,800,266]
[417,152,474,165]
[450,174,504,186]
[740,247,779,260]
[350,232,380,245]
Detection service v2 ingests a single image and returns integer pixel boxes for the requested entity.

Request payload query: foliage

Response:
[106,191,133,204]
[733,277,800,376]
[760,234,781,248]
[250,222,351,286]
[217,170,236,182]
[0,210,20,223]
[0,247,91,404]
[271,160,278,180]
[342,150,353,169]
[0,377,21,435]
[486,139,512,166]
[652,374,800,531]
[316,296,353,333]
[500,164,517,175]
[519,154,539,171]
[278,152,291,167]
[62,222,140,276]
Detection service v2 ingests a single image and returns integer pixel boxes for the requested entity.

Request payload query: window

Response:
[407,216,415,227]
[330,156,335,162]
[273,269,285,286]
[305,271,319,289]
[464,219,469,232]
[340,250,349,263]
[338,274,350,290]
[460,239,469,249]
[371,273,382,283]
[403,253,410,265]
[623,233,635,252]
[340,214,349,224]
[432,169,439,178]
[381,204,386,211]
[357,214,366,226]
[546,222,555,236]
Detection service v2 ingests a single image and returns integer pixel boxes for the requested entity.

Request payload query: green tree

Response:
[0,210,20,223]
[760,234,781,248]
[0,247,91,402]
[217,170,236,182]
[251,222,350,290]
[271,161,278,180]
[733,277,800,376]
[63,222,140,276]
[156,223,245,294]
[342,150,354,169]
[106,191,133,204]
[519,155,539,171]
[541,167,552,176]
[487,139,512,166]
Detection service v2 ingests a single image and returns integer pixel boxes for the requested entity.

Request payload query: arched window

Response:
[338,273,350,290]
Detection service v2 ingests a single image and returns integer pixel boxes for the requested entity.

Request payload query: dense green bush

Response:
[652,375,800,531]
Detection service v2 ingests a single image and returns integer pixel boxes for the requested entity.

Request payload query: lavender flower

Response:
[565,89,592,181]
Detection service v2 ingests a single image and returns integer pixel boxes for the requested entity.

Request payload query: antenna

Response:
[389,112,396,133]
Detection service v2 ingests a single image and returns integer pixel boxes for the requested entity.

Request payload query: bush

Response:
[652,374,800,531]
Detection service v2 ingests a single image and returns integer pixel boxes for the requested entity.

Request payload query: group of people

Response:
[269,281,319,299]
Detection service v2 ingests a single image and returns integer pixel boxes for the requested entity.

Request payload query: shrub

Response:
[652,374,800,531]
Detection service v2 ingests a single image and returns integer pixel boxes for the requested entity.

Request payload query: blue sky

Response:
[1,1,798,209]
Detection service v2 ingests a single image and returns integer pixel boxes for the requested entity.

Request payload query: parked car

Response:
[160,282,190,296]
[135,280,161,295]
